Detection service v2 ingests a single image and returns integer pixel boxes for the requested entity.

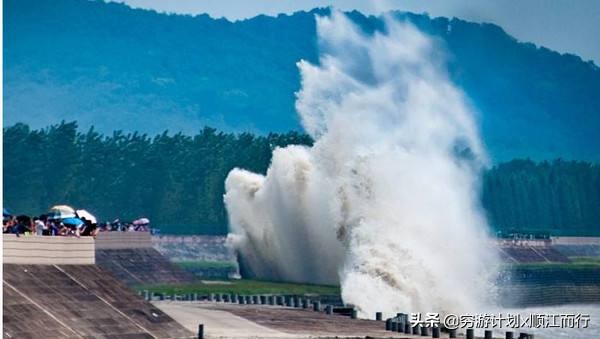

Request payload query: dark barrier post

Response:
[404,323,411,334]
[385,318,392,331]
[484,330,493,339]
[420,326,428,336]
[159,293,164,301]
[216,294,222,302]
[209,293,215,302]
[253,295,260,304]
[326,305,333,315]
[396,314,404,333]
[260,295,267,304]
[448,328,457,338]
[288,297,295,307]
[505,331,514,339]
[295,296,302,308]
[247,295,253,304]
[376,312,382,321]
[391,320,398,332]
[313,301,321,311]
[351,309,358,319]
[466,329,474,339]
[432,326,440,338]
[412,324,419,335]
[197,324,204,339]
[303,298,309,308]
[396,320,404,333]
[240,296,246,304]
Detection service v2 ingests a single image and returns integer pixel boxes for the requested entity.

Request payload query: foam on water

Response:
[224,12,499,317]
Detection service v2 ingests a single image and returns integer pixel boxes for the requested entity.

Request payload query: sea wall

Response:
[499,266,600,306]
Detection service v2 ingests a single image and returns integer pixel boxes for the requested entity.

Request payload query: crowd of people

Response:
[3,206,150,237]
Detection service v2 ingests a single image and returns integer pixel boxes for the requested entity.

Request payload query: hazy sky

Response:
[114,0,600,65]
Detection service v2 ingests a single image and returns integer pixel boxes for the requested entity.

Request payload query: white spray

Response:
[224,12,498,317]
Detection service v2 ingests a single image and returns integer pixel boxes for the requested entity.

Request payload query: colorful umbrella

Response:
[76,209,97,224]
[48,205,76,220]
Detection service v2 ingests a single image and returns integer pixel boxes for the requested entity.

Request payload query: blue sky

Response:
[114,0,600,65]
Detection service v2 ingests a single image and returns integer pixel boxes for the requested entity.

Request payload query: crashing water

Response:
[224,12,499,317]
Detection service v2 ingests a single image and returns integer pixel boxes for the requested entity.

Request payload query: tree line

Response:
[4,122,599,235]
[483,159,600,236]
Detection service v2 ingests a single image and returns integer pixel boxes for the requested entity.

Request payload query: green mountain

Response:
[4,0,600,161]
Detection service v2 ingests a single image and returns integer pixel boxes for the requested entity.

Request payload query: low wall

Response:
[3,234,96,264]
[95,231,152,249]
[3,232,153,264]
[551,236,600,245]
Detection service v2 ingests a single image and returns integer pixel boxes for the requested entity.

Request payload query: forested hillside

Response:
[4,122,599,235]
[4,0,600,161]
[483,160,600,236]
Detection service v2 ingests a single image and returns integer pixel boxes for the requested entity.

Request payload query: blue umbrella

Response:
[3,208,12,217]
[62,217,84,226]
[47,205,77,220]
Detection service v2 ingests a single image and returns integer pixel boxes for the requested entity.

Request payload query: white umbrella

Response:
[133,217,150,225]
[76,209,97,224]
